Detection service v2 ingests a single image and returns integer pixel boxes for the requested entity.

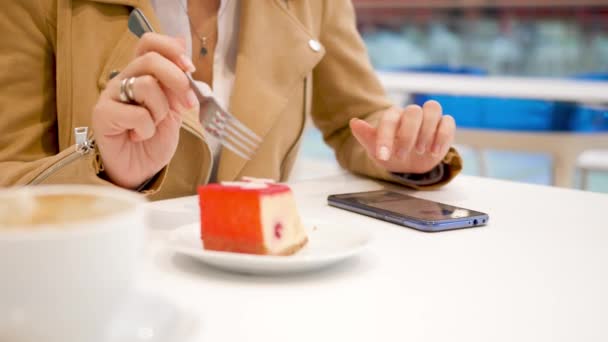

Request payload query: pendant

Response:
[200,46,208,57]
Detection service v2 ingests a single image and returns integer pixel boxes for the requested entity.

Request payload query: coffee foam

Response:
[0,193,130,228]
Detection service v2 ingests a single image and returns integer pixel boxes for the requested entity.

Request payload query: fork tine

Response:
[207,121,256,157]
[224,135,255,157]
[224,120,259,149]
[204,124,252,160]
[203,125,222,140]
[222,140,251,160]
[208,110,259,151]
[203,100,260,150]
[215,109,262,143]
[220,139,252,160]
[228,116,263,143]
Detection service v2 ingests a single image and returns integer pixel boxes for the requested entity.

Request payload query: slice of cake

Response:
[197,179,308,255]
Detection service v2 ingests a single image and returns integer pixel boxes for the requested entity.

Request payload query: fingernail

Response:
[186,90,198,108]
[431,144,442,156]
[180,55,196,73]
[378,146,391,161]
[416,144,426,155]
[398,148,410,159]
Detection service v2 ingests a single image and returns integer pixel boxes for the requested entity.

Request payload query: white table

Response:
[141,174,608,342]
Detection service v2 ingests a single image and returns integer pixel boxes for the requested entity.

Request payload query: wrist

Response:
[95,148,159,190]
[98,169,150,190]
[390,163,445,186]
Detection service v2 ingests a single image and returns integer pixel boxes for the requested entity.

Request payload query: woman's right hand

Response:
[92,33,199,189]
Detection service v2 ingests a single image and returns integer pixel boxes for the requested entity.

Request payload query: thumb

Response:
[350,118,377,156]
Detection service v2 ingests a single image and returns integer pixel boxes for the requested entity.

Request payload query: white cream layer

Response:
[259,192,307,254]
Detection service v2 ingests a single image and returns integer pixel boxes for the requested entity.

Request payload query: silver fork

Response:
[127,8,261,160]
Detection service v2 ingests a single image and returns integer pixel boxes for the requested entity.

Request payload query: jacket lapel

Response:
[217,0,325,181]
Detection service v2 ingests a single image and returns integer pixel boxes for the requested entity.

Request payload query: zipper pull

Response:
[74,127,93,154]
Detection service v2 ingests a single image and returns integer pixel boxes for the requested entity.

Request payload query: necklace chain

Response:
[178,0,217,57]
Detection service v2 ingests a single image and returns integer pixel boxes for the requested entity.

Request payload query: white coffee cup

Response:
[0,185,147,342]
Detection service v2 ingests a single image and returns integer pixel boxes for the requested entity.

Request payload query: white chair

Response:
[577,150,608,190]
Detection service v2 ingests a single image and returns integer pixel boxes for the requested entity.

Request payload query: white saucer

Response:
[106,292,200,342]
[167,219,373,275]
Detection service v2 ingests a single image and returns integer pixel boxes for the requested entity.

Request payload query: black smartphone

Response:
[327,190,489,232]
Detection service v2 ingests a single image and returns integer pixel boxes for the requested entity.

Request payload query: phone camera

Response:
[473,219,478,225]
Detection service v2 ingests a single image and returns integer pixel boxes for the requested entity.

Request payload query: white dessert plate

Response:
[167,219,373,275]
[106,291,200,342]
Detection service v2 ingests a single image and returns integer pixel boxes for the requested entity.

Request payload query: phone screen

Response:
[331,190,482,221]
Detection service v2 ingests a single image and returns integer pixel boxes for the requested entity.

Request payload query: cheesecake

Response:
[198,179,308,255]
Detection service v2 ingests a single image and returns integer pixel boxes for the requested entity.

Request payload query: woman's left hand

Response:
[350,100,455,174]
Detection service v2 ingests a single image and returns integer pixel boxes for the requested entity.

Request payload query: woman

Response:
[0,0,461,200]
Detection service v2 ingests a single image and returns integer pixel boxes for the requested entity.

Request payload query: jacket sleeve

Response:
[310,0,462,189]
[0,0,166,193]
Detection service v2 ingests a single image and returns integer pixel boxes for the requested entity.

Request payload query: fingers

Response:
[396,105,423,159]
[351,101,456,167]
[432,115,456,157]
[375,107,402,161]
[415,100,443,155]
[93,100,156,142]
[111,51,197,109]
[136,33,195,72]
[124,75,172,125]
[350,118,377,156]
[93,33,197,147]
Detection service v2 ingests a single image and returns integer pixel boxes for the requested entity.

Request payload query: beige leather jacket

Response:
[0,0,462,200]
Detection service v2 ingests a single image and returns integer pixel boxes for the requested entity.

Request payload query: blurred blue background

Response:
[295,1,608,193]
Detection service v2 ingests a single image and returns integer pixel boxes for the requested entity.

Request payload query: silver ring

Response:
[119,78,130,103]
[119,77,137,104]
[126,77,137,102]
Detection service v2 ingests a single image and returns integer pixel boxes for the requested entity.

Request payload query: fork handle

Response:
[127,9,211,99]
[128,8,154,38]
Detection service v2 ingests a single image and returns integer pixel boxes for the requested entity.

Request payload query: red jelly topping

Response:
[274,222,283,239]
